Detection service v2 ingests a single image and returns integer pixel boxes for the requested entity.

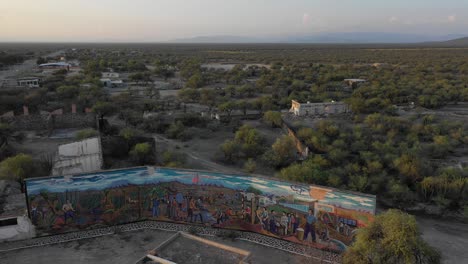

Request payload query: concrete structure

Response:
[101,72,120,78]
[0,180,35,242]
[0,216,35,242]
[17,77,41,88]
[136,232,251,264]
[1,77,41,89]
[289,100,350,116]
[52,137,103,176]
[343,78,367,89]
[100,78,125,88]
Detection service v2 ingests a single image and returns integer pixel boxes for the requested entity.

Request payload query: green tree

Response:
[186,73,204,88]
[130,142,152,165]
[218,101,237,118]
[166,121,191,141]
[0,154,34,189]
[220,139,239,163]
[344,209,440,264]
[119,127,141,141]
[263,111,283,127]
[0,122,24,149]
[243,158,256,173]
[393,154,422,182]
[271,135,296,167]
[92,101,117,119]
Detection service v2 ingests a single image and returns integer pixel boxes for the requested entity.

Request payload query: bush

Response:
[130,143,153,165]
[75,129,99,140]
[166,121,192,141]
[243,158,256,173]
[344,209,441,264]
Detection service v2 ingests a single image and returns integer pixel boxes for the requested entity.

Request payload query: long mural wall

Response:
[25,167,376,252]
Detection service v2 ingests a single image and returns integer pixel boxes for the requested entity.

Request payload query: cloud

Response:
[448,15,456,23]
[389,16,399,24]
[302,13,311,25]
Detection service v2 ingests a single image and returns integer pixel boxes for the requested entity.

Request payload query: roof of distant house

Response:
[39,62,71,67]
[344,78,367,82]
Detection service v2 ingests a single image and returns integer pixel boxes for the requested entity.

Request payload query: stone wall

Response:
[0,113,96,131]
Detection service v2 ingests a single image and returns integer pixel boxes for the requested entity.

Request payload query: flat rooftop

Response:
[0,229,317,264]
[139,232,250,264]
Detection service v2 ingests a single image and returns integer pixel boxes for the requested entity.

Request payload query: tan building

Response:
[289,100,350,116]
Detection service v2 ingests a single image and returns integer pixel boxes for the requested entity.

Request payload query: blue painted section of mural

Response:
[26,167,375,214]
[279,203,310,213]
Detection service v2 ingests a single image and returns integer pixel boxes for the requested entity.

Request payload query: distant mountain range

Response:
[438,37,468,46]
[170,33,467,44]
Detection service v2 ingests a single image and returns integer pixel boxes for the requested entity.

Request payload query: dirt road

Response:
[417,216,468,263]
[153,134,239,174]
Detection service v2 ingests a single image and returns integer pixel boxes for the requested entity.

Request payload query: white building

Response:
[100,78,125,88]
[17,77,41,88]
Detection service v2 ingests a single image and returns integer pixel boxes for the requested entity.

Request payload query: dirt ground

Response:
[11,132,75,158]
[0,229,315,264]
[154,119,284,175]
[417,216,468,264]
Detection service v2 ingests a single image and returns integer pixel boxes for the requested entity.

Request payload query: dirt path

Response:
[153,134,239,174]
[417,216,468,263]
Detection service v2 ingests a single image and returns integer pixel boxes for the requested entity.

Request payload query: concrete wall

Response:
[290,100,350,116]
[52,137,103,176]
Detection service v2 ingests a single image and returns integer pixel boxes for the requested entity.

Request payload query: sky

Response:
[1,0,467,42]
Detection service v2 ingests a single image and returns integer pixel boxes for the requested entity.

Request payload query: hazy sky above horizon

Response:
[1,0,467,42]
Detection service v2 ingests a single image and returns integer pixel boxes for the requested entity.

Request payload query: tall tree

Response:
[0,154,34,191]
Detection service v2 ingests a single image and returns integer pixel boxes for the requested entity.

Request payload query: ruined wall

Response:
[282,121,309,158]
[0,113,96,131]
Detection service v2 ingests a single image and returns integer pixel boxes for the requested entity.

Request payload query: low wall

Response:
[1,113,96,131]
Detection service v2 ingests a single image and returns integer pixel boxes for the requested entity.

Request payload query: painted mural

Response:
[25,167,376,252]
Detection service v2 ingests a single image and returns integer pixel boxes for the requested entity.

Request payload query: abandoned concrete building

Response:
[0,77,41,89]
[52,137,103,176]
[289,100,350,116]
[16,77,41,88]
[343,78,367,89]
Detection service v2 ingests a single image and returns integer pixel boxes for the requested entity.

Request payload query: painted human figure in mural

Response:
[171,197,178,220]
[304,209,317,242]
[31,203,39,225]
[152,197,160,218]
[243,206,251,222]
[194,197,204,223]
[258,207,269,230]
[216,208,225,225]
[293,213,300,234]
[187,197,195,222]
[62,200,75,223]
[280,212,288,235]
[269,210,278,234]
